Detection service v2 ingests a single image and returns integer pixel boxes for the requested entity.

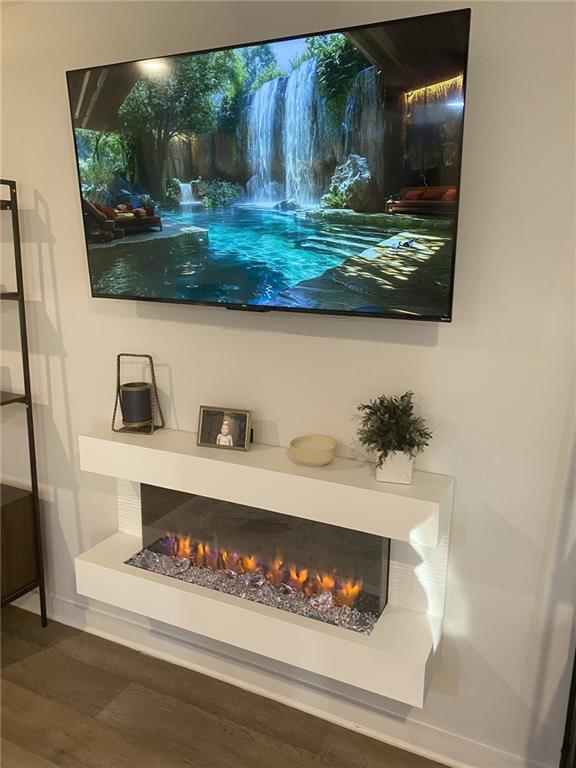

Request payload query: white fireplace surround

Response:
[75,426,454,708]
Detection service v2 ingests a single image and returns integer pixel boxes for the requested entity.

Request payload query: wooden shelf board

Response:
[0,391,27,407]
[1,483,33,508]
[1,580,40,606]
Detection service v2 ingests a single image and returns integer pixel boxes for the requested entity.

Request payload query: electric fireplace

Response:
[76,428,454,704]
[126,484,390,634]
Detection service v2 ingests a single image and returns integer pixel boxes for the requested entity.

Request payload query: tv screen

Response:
[67,8,470,321]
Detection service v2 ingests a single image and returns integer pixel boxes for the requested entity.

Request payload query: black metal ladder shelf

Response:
[1,178,47,626]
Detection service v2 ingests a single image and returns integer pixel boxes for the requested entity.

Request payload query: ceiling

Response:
[346,11,469,91]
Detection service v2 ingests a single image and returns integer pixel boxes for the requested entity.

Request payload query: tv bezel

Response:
[66,7,471,323]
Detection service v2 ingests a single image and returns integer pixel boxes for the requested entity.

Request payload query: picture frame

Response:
[197,406,251,452]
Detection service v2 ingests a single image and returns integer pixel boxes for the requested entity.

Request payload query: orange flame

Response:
[242,555,258,573]
[289,566,308,591]
[221,550,242,573]
[303,572,335,598]
[335,578,363,608]
[196,542,206,567]
[167,533,363,609]
[267,556,285,587]
[176,535,192,559]
[316,572,336,593]
[205,545,219,569]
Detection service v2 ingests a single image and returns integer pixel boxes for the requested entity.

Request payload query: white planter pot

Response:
[375,451,414,485]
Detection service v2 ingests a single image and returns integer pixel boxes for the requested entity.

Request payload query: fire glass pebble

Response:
[126,544,378,635]
[310,591,333,613]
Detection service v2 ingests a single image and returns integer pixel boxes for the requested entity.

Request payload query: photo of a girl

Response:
[197,407,251,451]
[216,420,234,447]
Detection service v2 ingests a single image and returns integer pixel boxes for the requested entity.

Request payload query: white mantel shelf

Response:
[76,426,454,707]
[76,532,442,707]
[79,427,453,546]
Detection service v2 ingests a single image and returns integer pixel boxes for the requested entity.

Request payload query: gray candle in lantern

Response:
[120,381,153,427]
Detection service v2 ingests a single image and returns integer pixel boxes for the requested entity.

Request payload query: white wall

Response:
[1,2,575,767]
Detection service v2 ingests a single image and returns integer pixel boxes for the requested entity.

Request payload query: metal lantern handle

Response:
[112,353,165,434]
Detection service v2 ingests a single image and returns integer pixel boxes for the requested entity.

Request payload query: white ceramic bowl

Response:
[288,435,337,467]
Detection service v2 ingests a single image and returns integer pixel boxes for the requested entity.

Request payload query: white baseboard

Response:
[13,591,548,768]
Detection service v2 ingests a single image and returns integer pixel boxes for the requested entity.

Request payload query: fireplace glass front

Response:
[126,484,390,635]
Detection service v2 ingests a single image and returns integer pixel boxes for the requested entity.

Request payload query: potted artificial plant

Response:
[357,391,432,484]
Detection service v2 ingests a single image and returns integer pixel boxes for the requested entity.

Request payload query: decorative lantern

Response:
[112,353,164,434]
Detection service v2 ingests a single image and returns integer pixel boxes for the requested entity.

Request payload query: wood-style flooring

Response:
[1,606,446,768]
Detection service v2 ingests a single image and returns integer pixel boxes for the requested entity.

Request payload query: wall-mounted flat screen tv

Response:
[67,8,470,321]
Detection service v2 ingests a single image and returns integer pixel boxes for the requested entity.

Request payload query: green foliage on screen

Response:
[307,34,368,118]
